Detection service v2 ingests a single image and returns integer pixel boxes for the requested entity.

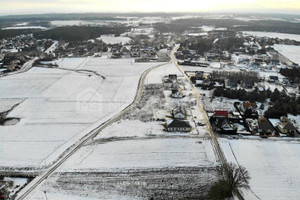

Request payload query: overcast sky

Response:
[1,0,300,16]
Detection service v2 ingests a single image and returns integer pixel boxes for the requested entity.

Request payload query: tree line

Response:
[211,71,260,83]
[280,68,300,84]
[213,88,271,103]
[0,26,130,41]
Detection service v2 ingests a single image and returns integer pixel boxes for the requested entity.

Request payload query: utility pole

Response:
[44,191,48,200]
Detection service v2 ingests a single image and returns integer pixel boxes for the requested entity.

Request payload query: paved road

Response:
[16,60,170,200]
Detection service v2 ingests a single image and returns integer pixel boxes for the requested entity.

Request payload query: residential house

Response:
[282,78,291,86]
[195,71,204,80]
[228,112,243,123]
[239,102,258,118]
[172,107,186,120]
[277,122,299,136]
[276,116,299,136]
[211,117,236,134]
[246,118,258,133]
[210,110,237,134]
[258,117,277,135]
[121,46,130,55]
[169,74,177,82]
[195,80,202,87]
[269,75,279,83]
[166,119,192,132]
[215,110,229,118]
[171,88,183,98]
[111,52,122,59]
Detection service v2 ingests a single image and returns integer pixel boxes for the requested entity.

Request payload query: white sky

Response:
[0,0,300,15]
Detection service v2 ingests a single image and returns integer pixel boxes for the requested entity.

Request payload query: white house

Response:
[172,107,186,119]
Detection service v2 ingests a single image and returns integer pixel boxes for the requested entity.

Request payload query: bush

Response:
[0,115,5,125]
[208,180,233,200]
[213,88,269,103]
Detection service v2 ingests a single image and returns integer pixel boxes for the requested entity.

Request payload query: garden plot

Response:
[219,138,300,200]
[0,58,160,169]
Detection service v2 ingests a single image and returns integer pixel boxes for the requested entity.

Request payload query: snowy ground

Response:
[201,95,237,113]
[0,57,162,169]
[145,62,182,84]
[242,31,300,42]
[273,44,300,65]
[50,20,118,27]
[60,137,217,172]
[25,58,219,200]
[0,98,24,113]
[219,138,300,200]
[28,121,218,200]
[2,26,49,30]
[97,35,131,45]
[29,166,218,200]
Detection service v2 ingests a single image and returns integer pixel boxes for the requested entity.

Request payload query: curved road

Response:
[16,60,170,200]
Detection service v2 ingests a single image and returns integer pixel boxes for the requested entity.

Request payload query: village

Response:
[0,13,300,200]
[173,30,300,138]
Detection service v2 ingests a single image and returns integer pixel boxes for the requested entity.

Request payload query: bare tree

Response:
[208,162,250,200]
[219,162,250,193]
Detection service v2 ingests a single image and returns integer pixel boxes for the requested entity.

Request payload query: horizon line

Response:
[1,11,300,18]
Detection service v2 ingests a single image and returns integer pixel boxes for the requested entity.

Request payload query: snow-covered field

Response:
[24,57,219,199]
[121,27,155,37]
[97,35,131,44]
[243,31,300,42]
[93,120,165,139]
[2,26,49,30]
[28,118,217,199]
[273,44,300,65]
[145,62,182,84]
[0,98,24,113]
[29,164,218,200]
[0,58,161,169]
[219,138,300,200]
[60,137,217,172]
[50,20,118,27]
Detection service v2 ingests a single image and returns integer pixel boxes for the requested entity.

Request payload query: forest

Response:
[0,26,129,41]
[280,68,300,84]
[155,17,300,34]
